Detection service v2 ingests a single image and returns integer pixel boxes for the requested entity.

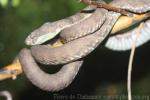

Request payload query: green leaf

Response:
[12,0,20,7]
[0,0,8,7]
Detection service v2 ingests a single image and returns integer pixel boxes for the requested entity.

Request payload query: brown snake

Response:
[31,8,108,65]
[25,5,97,45]
[19,10,119,91]
[19,7,109,91]
[19,49,83,91]
[19,0,150,91]
[59,5,107,42]
[30,0,150,65]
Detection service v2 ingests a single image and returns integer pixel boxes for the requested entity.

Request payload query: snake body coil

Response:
[60,6,107,42]
[110,0,150,13]
[20,9,117,91]
[31,0,150,65]
[25,5,96,46]
[31,8,108,65]
[19,0,150,91]
[19,4,102,91]
[19,48,83,91]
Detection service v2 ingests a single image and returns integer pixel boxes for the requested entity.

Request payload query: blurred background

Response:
[0,0,150,100]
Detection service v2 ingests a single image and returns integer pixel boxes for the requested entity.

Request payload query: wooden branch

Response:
[80,0,133,16]
[112,13,150,33]
[0,12,149,81]
[0,60,22,81]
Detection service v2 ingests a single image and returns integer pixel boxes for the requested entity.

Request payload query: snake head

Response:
[25,31,58,46]
[25,22,60,46]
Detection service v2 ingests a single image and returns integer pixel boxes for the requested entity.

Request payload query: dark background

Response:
[0,0,150,100]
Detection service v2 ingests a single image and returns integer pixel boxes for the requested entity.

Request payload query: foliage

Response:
[0,0,20,7]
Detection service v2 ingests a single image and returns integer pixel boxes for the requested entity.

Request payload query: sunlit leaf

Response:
[12,0,20,7]
[0,0,8,7]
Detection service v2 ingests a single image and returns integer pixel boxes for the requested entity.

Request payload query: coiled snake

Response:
[19,0,150,91]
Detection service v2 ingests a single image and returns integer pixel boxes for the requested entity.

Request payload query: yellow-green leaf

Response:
[12,0,20,7]
[0,0,8,7]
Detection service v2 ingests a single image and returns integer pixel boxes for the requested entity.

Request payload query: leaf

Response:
[12,0,20,7]
[0,0,8,7]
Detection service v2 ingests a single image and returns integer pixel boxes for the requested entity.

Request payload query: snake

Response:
[19,48,83,91]
[109,0,150,13]
[25,0,150,50]
[59,4,107,42]
[30,7,108,65]
[25,5,97,46]
[19,6,108,91]
[19,9,119,91]
[19,0,150,91]
[19,0,107,91]
[30,0,150,65]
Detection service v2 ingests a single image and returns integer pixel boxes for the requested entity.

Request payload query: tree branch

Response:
[80,0,133,16]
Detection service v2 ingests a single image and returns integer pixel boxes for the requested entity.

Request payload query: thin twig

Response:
[0,61,22,81]
[80,0,133,16]
[127,23,144,100]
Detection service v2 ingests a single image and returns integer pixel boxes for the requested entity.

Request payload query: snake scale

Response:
[19,0,150,91]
